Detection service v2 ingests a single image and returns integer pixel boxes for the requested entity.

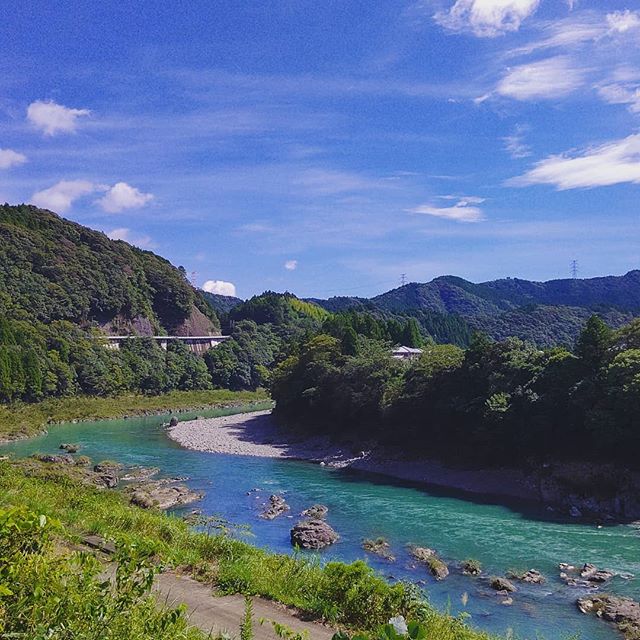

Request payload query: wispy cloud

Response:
[407,196,485,222]
[31,179,98,212]
[509,134,640,189]
[0,148,27,169]
[97,182,154,213]
[107,227,156,249]
[502,124,532,158]
[496,56,586,100]
[435,0,541,37]
[27,100,91,136]
[284,259,298,271]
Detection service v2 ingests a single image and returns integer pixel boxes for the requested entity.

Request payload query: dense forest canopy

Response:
[0,204,218,335]
[271,315,640,467]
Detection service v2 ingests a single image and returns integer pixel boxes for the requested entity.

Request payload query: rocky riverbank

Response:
[168,410,640,522]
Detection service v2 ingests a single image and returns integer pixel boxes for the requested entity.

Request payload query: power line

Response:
[400,273,407,287]
[571,260,578,280]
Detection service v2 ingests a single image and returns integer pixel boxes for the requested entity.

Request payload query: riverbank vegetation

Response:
[272,315,640,466]
[0,389,269,440]
[0,459,497,639]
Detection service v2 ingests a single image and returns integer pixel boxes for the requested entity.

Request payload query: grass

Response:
[0,459,499,639]
[0,389,271,440]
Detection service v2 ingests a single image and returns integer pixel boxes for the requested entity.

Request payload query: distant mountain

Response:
[312,272,640,346]
[0,204,219,336]
[202,292,243,315]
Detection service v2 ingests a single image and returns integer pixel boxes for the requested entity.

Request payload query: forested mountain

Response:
[202,292,242,315]
[0,205,221,403]
[0,204,219,336]
[312,272,640,347]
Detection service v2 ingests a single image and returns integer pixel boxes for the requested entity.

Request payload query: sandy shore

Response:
[168,410,538,502]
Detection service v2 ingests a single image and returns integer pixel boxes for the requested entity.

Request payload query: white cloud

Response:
[202,280,237,297]
[502,124,532,158]
[284,259,298,271]
[0,148,27,169]
[106,227,156,249]
[607,10,640,34]
[27,100,90,136]
[31,180,97,213]
[408,197,485,223]
[509,134,640,189]
[497,56,585,100]
[597,82,640,113]
[96,182,154,213]
[435,0,541,37]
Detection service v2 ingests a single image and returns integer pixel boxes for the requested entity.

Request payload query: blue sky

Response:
[2,0,640,298]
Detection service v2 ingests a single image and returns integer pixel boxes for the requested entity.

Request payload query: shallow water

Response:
[2,406,637,640]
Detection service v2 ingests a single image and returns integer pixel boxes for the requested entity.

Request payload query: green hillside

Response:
[0,204,219,336]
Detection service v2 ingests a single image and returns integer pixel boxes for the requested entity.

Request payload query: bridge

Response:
[104,335,230,354]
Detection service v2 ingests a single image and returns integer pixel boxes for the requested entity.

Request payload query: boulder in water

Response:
[169,416,179,427]
[489,576,517,593]
[362,537,395,562]
[261,494,290,520]
[409,545,449,580]
[577,595,640,638]
[507,569,545,585]
[290,519,339,549]
[59,443,80,453]
[129,483,203,510]
[301,504,328,519]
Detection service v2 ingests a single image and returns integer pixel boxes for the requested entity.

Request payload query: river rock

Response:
[120,466,160,481]
[59,443,80,453]
[461,559,482,576]
[169,416,178,427]
[301,504,328,519]
[98,473,119,489]
[581,563,615,582]
[290,519,339,549]
[94,461,123,474]
[261,494,290,520]
[507,569,545,585]
[577,595,640,638]
[128,483,203,510]
[409,546,449,580]
[362,537,395,562]
[490,576,517,593]
[32,453,75,464]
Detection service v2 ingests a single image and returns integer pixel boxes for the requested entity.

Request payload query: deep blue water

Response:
[2,406,637,640]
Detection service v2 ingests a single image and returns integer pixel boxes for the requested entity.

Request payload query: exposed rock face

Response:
[507,569,545,585]
[120,466,160,481]
[362,538,395,562]
[302,504,328,519]
[261,494,290,520]
[409,546,449,580]
[129,483,203,510]
[529,462,640,521]
[290,519,339,549]
[490,576,517,593]
[577,595,640,639]
[59,443,80,453]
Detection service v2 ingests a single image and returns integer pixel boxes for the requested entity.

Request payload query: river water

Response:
[2,405,637,640]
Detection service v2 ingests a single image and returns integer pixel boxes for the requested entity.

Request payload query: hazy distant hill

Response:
[0,204,219,336]
[312,272,640,346]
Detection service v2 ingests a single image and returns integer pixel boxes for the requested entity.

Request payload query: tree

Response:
[575,315,613,372]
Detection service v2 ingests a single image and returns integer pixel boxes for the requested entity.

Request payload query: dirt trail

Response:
[82,535,334,640]
[154,571,335,640]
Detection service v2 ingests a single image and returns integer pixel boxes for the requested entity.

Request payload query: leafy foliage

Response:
[272,315,640,466]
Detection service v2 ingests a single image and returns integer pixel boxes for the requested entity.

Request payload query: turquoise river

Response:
[2,405,638,640]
